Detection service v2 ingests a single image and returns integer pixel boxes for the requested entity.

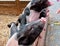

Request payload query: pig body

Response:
[16,19,45,46]
[7,0,51,46]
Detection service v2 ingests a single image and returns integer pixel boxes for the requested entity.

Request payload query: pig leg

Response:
[9,22,18,38]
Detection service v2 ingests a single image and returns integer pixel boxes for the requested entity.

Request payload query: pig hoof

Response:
[7,24,11,28]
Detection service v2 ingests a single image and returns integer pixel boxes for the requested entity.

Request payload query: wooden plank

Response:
[0,1,15,4]
[0,1,29,15]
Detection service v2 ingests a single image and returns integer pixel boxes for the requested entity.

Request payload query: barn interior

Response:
[0,0,60,46]
[0,0,29,46]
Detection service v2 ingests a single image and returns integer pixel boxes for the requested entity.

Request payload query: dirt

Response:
[0,15,18,46]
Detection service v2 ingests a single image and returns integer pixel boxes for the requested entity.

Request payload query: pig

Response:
[6,0,51,46]
[6,18,46,46]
